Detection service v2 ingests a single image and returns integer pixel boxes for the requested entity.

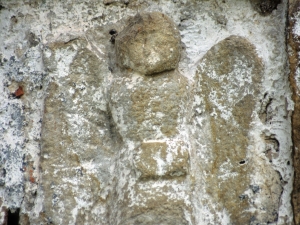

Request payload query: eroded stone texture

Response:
[121,203,190,225]
[288,1,300,224]
[250,0,281,15]
[115,12,181,75]
[194,35,281,224]
[0,1,293,224]
[38,11,192,225]
[134,140,189,179]
[109,70,189,141]
[108,70,192,224]
[106,11,194,224]
[39,39,114,224]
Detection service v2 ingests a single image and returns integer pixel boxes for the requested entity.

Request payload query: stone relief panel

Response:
[37,11,288,225]
[0,1,292,224]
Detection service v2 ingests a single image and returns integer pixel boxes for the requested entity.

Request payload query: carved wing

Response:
[40,34,117,224]
[191,35,282,224]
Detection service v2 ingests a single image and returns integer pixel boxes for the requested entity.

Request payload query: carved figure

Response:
[40,11,283,225]
[109,11,192,225]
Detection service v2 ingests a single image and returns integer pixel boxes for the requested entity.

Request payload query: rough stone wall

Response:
[289,1,300,224]
[0,0,294,224]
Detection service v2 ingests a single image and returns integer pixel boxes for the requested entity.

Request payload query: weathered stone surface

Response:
[121,203,190,225]
[250,0,281,15]
[109,70,189,141]
[115,12,181,75]
[108,69,192,224]
[288,1,300,224]
[134,140,189,179]
[194,35,282,224]
[39,39,113,224]
[0,1,293,224]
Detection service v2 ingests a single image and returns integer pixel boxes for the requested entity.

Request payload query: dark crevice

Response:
[239,160,246,165]
[250,184,260,194]
[63,37,79,45]
[265,137,280,151]
[259,93,274,123]
[250,0,282,15]
[106,104,123,147]
[264,135,280,163]
[7,208,20,225]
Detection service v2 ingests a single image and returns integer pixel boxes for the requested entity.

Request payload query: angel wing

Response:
[39,32,119,224]
[191,35,282,224]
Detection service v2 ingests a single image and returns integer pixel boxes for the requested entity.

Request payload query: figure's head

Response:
[115,12,181,75]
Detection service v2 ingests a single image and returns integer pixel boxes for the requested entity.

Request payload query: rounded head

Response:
[115,12,181,75]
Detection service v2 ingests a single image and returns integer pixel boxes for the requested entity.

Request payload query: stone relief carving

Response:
[193,35,282,224]
[108,12,192,225]
[115,12,181,75]
[39,11,284,225]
